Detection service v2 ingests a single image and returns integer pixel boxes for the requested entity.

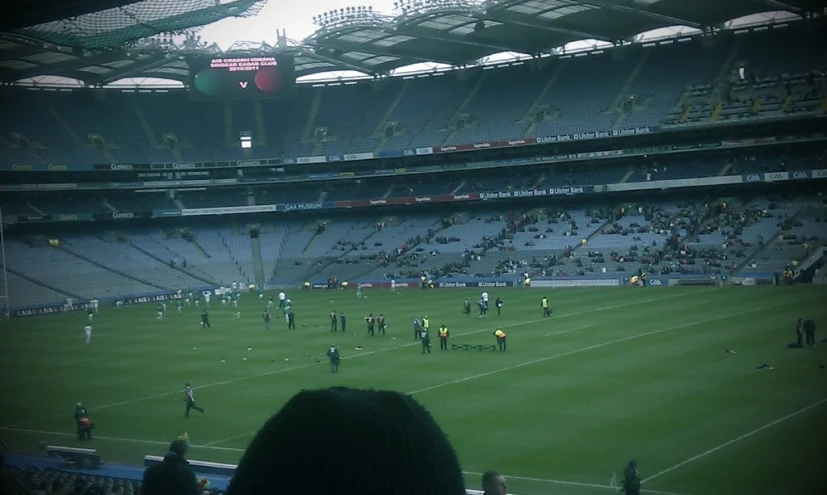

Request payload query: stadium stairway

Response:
[303,219,384,281]
[128,94,157,147]
[127,238,218,287]
[441,71,489,145]
[521,60,567,138]
[253,100,267,144]
[59,244,170,292]
[250,232,265,288]
[301,90,323,142]
[223,101,234,146]
[1,264,85,301]
[608,50,651,114]
[373,83,408,137]
[40,94,86,148]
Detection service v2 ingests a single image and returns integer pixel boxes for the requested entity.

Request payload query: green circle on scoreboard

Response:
[193,69,225,96]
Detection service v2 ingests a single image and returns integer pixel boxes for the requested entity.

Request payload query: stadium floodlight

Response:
[312,4,385,32]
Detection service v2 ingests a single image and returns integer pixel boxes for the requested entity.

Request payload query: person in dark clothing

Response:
[482,470,507,495]
[142,439,199,495]
[623,460,641,495]
[495,297,503,316]
[420,328,431,354]
[201,310,210,329]
[330,310,338,332]
[74,403,92,440]
[463,298,471,318]
[327,345,340,373]
[365,314,375,336]
[225,387,466,495]
[803,317,816,347]
[287,310,295,330]
[340,311,347,332]
[377,314,386,336]
[796,318,803,348]
[184,383,205,418]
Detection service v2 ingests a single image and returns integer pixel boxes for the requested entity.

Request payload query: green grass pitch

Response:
[1,286,826,495]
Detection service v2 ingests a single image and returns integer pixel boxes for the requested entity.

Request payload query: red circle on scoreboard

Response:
[255,66,281,93]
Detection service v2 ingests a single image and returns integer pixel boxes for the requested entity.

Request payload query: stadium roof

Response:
[0,0,825,86]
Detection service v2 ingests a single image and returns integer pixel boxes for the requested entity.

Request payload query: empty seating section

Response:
[449,65,537,144]
[189,228,252,285]
[535,54,635,136]
[382,75,472,150]
[311,84,389,155]
[63,236,205,289]
[5,241,160,299]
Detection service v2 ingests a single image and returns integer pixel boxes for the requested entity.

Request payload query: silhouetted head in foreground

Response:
[227,386,466,495]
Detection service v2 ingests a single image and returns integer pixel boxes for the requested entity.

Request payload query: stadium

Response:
[0,0,826,493]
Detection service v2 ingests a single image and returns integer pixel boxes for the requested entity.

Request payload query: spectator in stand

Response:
[226,386,465,495]
[142,439,199,495]
[482,470,508,495]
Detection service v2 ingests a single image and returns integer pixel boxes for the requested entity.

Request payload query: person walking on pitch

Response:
[541,296,552,317]
[327,345,341,373]
[263,310,271,331]
[184,383,205,418]
[201,310,210,329]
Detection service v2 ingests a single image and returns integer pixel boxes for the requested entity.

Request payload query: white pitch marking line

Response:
[543,325,593,337]
[644,397,827,484]
[462,470,689,495]
[189,290,797,449]
[3,289,713,429]
[407,297,804,396]
[0,428,685,494]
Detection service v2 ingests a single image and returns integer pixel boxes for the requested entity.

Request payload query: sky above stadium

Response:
[199,0,399,49]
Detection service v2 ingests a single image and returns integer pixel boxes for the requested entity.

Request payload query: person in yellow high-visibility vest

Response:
[494,329,507,352]
[541,296,551,317]
[438,325,449,351]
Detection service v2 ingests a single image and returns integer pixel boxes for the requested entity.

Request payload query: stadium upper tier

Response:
[1,26,825,166]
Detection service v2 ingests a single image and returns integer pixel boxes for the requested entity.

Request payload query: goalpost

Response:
[0,206,10,319]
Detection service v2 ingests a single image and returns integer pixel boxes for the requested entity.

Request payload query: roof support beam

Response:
[13,50,127,81]
[0,42,53,61]
[301,49,387,76]
[757,0,805,15]
[584,0,702,29]
[393,22,535,54]
[308,37,459,66]
[98,54,171,85]
[473,9,610,42]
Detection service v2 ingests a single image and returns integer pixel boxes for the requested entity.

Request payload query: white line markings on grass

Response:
[407,297,805,395]
[644,397,827,484]
[462,471,689,495]
[544,325,592,337]
[187,291,799,449]
[0,427,688,495]
[5,289,712,429]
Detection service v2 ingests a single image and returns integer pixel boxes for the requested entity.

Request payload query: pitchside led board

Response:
[188,55,296,100]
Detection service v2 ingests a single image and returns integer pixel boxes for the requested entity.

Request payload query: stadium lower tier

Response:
[2,195,823,312]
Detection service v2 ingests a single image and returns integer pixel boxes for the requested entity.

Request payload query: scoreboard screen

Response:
[188,55,296,100]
